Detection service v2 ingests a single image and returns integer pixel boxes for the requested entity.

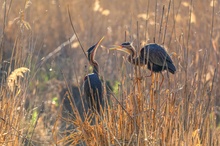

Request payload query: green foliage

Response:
[89,66,93,73]
[52,97,59,107]
[31,109,38,126]
[112,80,120,96]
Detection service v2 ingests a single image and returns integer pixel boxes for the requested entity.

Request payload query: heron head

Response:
[109,42,134,55]
[87,36,104,61]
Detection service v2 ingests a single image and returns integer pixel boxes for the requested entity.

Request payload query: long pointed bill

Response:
[89,36,104,61]
[94,36,105,50]
[109,45,131,54]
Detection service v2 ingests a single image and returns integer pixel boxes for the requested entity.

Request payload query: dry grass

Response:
[55,64,219,145]
[7,67,30,92]
[0,0,220,145]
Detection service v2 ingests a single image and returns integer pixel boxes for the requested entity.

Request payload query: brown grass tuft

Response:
[7,67,30,92]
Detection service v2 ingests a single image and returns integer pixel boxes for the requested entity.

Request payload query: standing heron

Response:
[110,42,176,87]
[83,37,104,114]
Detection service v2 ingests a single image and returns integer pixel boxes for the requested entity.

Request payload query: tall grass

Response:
[0,0,220,145]
[56,0,220,145]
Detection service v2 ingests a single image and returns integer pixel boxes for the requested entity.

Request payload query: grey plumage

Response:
[140,43,176,74]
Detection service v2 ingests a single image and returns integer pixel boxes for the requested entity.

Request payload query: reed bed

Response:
[0,0,220,145]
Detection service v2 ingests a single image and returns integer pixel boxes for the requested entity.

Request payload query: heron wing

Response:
[84,74,102,95]
[83,73,103,110]
[141,44,173,66]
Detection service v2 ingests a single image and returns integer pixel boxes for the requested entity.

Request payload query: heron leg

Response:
[146,62,153,77]
[134,76,143,85]
[134,72,149,83]
[135,63,152,81]
[166,70,169,79]
[146,69,153,77]
[159,72,164,89]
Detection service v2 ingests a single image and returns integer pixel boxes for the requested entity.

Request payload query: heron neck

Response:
[127,49,139,65]
[128,49,145,66]
[92,61,99,75]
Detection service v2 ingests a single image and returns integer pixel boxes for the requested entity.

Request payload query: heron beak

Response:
[94,36,105,50]
[87,37,104,61]
[109,45,131,54]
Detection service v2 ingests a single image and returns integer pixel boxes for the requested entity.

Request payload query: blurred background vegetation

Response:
[1,0,218,88]
[1,0,220,145]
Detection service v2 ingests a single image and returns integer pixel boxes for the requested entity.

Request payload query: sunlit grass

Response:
[0,0,220,145]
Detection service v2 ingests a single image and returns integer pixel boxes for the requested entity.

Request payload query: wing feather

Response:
[140,44,173,66]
